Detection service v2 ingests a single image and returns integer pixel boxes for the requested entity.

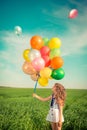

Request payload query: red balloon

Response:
[69,9,78,19]
[40,46,50,56]
[42,55,51,67]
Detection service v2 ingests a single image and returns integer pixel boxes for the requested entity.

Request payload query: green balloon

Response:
[43,38,49,46]
[51,68,65,80]
[50,48,60,59]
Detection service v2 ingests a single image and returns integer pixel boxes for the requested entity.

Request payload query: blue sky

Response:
[0,0,87,89]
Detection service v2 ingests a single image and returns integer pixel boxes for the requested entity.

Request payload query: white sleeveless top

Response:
[50,95,59,109]
[50,98,59,109]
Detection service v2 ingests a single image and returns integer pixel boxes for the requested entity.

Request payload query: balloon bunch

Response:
[22,35,65,90]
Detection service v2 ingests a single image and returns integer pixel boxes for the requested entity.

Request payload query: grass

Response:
[0,87,87,130]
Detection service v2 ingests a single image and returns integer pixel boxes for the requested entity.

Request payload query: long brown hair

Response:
[53,83,66,106]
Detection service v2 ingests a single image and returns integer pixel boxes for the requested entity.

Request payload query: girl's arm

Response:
[58,105,63,127]
[33,93,52,102]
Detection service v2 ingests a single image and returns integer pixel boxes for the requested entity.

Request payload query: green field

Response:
[0,87,87,130]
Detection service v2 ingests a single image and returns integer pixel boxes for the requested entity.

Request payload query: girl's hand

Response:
[33,93,37,98]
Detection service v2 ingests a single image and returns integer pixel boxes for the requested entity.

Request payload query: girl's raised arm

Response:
[33,93,52,102]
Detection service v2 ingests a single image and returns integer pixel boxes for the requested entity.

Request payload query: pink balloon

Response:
[69,9,78,19]
[40,46,50,56]
[32,57,45,71]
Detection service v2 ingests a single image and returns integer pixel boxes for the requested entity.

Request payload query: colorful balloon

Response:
[38,77,48,86]
[69,9,78,19]
[51,57,64,69]
[50,48,60,59]
[49,38,61,49]
[22,35,65,88]
[32,57,45,71]
[28,49,41,61]
[40,46,50,56]
[43,37,49,46]
[30,35,44,50]
[42,55,51,67]
[14,26,22,36]
[23,49,30,61]
[40,67,52,78]
[22,61,36,75]
[51,68,65,80]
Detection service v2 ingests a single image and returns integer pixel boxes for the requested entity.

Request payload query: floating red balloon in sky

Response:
[68,9,78,19]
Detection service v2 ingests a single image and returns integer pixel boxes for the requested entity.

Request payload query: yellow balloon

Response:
[40,67,52,78]
[38,77,48,87]
[48,38,61,49]
[23,49,30,61]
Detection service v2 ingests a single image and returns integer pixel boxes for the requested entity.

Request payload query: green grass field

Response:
[0,87,87,130]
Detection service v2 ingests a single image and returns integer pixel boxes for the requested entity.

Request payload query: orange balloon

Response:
[22,61,36,75]
[30,35,44,50]
[51,57,64,69]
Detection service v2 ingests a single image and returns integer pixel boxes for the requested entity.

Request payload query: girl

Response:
[33,83,66,130]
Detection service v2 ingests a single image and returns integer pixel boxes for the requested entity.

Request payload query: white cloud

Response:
[0,31,32,87]
[61,30,87,56]
[0,67,35,88]
[68,0,87,10]
[0,31,32,49]
[42,5,70,21]
[0,31,33,69]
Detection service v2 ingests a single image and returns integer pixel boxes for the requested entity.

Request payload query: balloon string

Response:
[34,80,38,93]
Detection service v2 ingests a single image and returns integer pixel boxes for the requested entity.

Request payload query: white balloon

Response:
[29,49,41,61]
[14,26,22,35]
